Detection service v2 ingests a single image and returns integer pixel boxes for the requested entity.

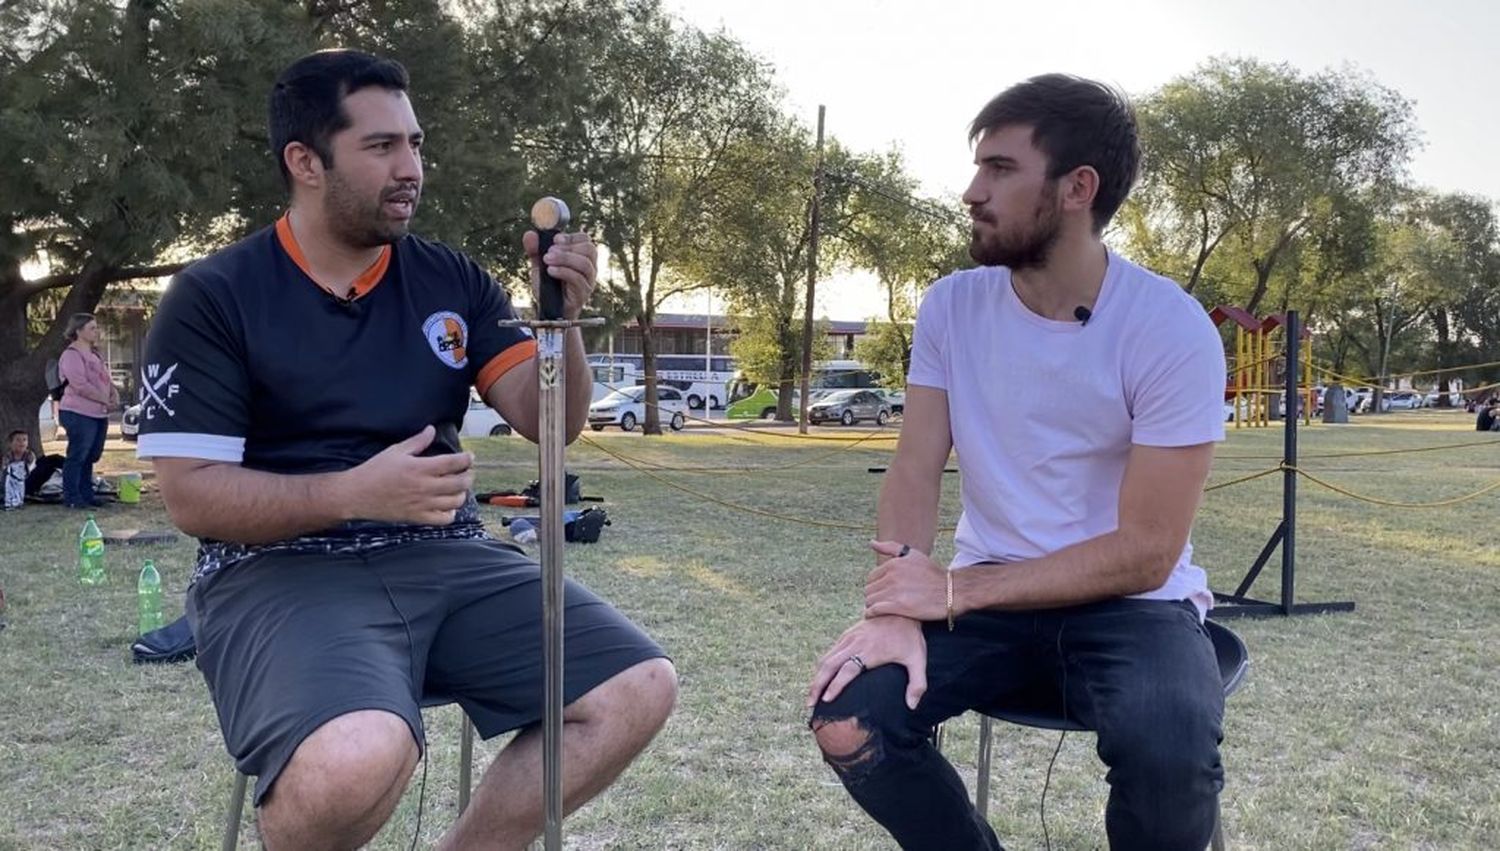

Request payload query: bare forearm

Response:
[505,329,590,444]
[876,461,941,561]
[156,462,352,544]
[563,327,591,440]
[953,531,1175,613]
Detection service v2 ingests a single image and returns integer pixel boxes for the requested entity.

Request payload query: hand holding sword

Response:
[502,197,606,851]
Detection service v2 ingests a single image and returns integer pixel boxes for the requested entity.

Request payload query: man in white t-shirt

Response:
[807,74,1228,850]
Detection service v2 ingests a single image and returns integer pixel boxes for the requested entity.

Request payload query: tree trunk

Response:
[1433,309,1454,407]
[639,314,662,435]
[1245,261,1273,316]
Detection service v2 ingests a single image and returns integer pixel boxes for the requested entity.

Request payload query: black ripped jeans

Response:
[809,598,1224,851]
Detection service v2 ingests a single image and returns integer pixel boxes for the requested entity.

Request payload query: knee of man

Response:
[585,657,678,730]
[631,657,679,727]
[263,710,418,820]
[810,716,871,758]
[1105,713,1221,791]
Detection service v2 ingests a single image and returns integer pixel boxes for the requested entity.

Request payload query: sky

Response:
[661,0,1499,321]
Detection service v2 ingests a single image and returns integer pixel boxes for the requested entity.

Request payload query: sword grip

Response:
[537,228,564,321]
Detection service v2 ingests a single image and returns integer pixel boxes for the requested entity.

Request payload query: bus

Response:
[724,359,904,419]
[585,353,737,410]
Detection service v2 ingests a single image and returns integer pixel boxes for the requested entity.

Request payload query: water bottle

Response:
[137,560,163,634]
[78,514,105,586]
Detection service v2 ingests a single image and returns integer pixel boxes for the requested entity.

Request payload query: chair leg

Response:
[223,771,248,851]
[459,714,474,814]
[975,715,993,820]
[1210,794,1226,851]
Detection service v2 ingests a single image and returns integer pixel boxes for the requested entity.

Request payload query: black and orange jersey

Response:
[137,214,535,479]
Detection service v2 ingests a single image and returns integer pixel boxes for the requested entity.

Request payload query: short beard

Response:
[969,182,1061,272]
[324,169,414,249]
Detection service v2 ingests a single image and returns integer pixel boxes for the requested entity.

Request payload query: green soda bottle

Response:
[78,514,106,586]
[137,560,163,634]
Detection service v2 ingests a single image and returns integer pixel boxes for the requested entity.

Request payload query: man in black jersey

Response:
[138,50,674,850]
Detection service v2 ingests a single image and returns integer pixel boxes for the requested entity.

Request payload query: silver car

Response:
[808,389,891,426]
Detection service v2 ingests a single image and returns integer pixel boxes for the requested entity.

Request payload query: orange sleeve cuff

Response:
[475,339,538,396]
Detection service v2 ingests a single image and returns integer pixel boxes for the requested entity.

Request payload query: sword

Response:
[500,197,604,851]
[141,363,179,417]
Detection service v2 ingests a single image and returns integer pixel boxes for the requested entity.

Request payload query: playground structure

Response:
[1211,306,1315,428]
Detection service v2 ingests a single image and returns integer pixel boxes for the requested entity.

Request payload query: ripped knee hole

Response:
[812,717,881,775]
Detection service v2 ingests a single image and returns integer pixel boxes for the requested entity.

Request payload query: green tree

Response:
[838,151,968,386]
[0,0,634,446]
[0,0,315,447]
[688,123,861,421]
[540,2,776,433]
[1125,57,1418,314]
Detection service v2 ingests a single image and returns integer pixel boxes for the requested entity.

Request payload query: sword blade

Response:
[537,327,567,851]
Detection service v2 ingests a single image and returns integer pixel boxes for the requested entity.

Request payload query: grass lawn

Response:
[1,411,1497,849]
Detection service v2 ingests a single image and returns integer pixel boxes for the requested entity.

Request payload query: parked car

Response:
[808,389,892,426]
[588,385,686,432]
[1422,391,1464,408]
[1384,391,1422,410]
[461,391,512,437]
[881,389,906,416]
[725,387,802,420]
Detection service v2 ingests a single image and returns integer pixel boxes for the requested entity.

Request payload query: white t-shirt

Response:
[907,251,1226,617]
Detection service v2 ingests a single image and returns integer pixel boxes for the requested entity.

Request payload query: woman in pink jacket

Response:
[57,313,118,508]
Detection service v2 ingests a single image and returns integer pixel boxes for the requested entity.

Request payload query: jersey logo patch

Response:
[422,311,469,369]
[141,362,181,419]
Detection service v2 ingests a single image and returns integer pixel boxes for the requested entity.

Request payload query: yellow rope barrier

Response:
[1287,464,1500,508]
[1218,437,1500,461]
[579,427,891,473]
[580,434,891,531]
[1203,467,1283,492]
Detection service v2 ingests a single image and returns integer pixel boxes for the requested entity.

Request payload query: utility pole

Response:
[799,105,825,435]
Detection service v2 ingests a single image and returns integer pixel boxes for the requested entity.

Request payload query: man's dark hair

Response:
[969,74,1140,233]
[268,49,410,188]
[7,430,26,442]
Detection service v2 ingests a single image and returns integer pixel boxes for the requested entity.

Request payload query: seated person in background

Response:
[138,50,675,850]
[4,429,65,509]
[1478,398,1499,432]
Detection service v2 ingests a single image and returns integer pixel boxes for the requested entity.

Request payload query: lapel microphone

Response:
[1074,305,1092,326]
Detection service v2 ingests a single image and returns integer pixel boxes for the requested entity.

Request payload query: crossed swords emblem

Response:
[141,363,179,417]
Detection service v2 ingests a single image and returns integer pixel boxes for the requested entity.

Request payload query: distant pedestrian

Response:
[57,313,118,508]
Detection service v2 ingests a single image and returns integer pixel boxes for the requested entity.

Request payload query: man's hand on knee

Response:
[808,616,927,710]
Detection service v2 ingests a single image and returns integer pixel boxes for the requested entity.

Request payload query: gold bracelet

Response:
[946,568,955,631]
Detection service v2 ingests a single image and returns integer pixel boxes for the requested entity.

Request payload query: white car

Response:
[588,385,686,432]
[1383,391,1422,411]
[461,392,512,437]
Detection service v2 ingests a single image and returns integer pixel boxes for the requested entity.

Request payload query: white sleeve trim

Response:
[136,432,246,463]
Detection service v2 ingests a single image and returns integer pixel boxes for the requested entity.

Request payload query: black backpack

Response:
[44,356,68,402]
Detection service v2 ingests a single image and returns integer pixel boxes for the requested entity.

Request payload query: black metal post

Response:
[1211,309,1355,620]
[1281,311,1299,614]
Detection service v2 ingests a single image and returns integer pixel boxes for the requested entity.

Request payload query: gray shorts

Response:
[186,537,666,806]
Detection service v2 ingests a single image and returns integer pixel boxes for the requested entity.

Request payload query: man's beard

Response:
[324,170,418,248]
[968,184,1061,271]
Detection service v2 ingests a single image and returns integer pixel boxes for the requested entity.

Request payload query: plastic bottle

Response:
[137,560,163,634]
[78,514,106,586]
